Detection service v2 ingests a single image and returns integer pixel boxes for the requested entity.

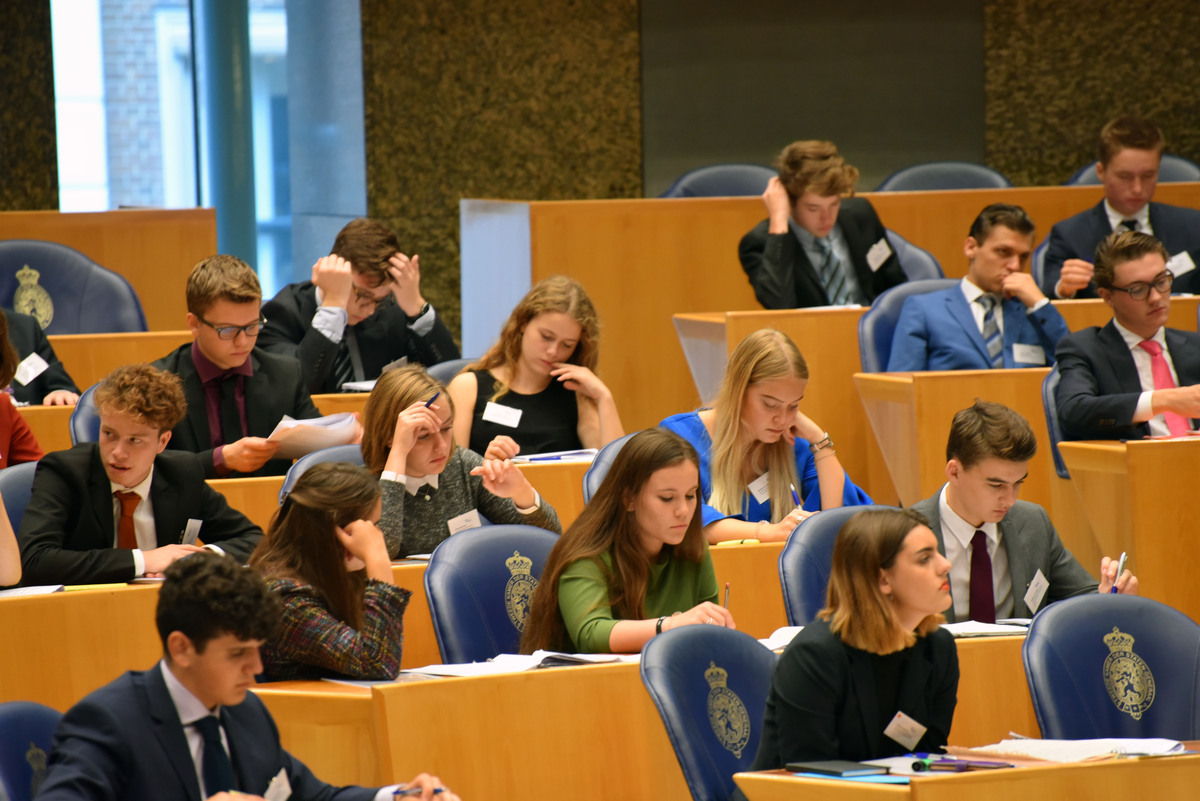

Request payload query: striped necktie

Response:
[814,237,850,305]
[978,295,1004,368]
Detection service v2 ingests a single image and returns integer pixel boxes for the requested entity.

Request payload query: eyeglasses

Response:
[351,285,395,310]
[1108,270,1174,301]
[199,316,267,340]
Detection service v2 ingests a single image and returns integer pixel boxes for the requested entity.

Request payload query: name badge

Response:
[13,353,49,387]
[866,237,893,272]
[182,519,203,546]
[1011,343,1046,365]
[883,710,928,751]
[263,767,292,801]
[1024,569,1049,614]
[447,509,483,535]
[747,471,770,505]
[482,401,522,428]
[1167,250,1196,278]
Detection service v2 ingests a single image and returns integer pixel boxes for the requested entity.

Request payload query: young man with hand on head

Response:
[153,255,322,478]
[36,552,458,801]
[739,140,906,309]
[259,218,460,394]
[909,401,1135,623]
[887,204,1069,371]
[1055,230,1200,440]
[1042,115,1200,299]
[17,364,262,585]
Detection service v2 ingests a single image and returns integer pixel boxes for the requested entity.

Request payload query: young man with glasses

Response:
[1055,230,1200,440]
[259,218,460,394]
[152,255,322,478]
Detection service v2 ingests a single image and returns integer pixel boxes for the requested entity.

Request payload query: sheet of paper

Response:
[340,380,376,392]
[0,584,65,598]
[267,413,359,459]
[510,449,599,464]
[759,626,804,651]
[941,621,1029,637]
[956,738,1184,762]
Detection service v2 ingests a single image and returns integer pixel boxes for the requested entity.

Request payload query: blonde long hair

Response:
[708,329,807,523]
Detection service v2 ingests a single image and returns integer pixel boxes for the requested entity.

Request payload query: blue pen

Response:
[394,787,445,798]
[1110,551,1128,593]
[789,483,801,506]
[424,391,440,408]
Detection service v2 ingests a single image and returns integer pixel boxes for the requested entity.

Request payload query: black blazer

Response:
[17,445,262,585]
[4,307,80,404]
[1041,201,1200,299]
[152,343,321,478]
[1055,321,1200,440]
[738,197,906,309]
[258,281,460,394]
[749,618,958,768]
[37,666,378,801]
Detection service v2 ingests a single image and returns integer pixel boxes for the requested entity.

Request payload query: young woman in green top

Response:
[520,428,735,654]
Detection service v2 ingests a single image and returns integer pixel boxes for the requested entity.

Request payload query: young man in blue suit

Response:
[887,204,1069,371]
[1042,116,1200,300]
[36,552,458,801]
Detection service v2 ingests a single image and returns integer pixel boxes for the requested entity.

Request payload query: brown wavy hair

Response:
[361,365,454,475]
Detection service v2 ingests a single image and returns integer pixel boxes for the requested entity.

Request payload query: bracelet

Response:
[656,616,667,634]
[808,432,834,454]
[812,448,838,461]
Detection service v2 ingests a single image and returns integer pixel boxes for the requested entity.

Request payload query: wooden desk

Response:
[311,393,369,417]
[256,636,1036,801]
[1054,296,1200,333]
[47,331,192,390]
[710,542,787,638]
[1058,440,1200,622]
[674,309,897,504]
[207,476,287,532]
[19,405,73,454]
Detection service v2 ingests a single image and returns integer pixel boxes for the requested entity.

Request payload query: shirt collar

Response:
[937,483,999,550]
[402,473,439,494]
[160,659,219,724]
[789,218,843,251]
[1112,317,1167,351]
[1104,199,1150,232]
[110,465,155,500]
[190,342,254,383]
[959,277,996,306]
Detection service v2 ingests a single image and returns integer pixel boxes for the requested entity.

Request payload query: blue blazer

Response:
[886,285,1069,371]
[1041,201,1200,299]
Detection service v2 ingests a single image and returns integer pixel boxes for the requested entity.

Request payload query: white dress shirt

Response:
[1112,318,1182,436]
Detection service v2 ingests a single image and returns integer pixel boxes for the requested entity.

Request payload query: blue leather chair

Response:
[1041,365,1069,479]
[778,504,892,626]
[0,240,147,334]
[426,357,475,386]
[1065,153,1200,185]
[0,700,62,801]
[0,462,39,533]
[640,625,777,801]
[69,383,100,444]
[856,278,958,372]
[1030,239,1049,294]
[424,524,560,663]
[1024,594,1200,739]
[886,229,944,280]
[659,164,776,198]
[277,444,364,503]
[581,432,636,503]
[874,162,1013,192]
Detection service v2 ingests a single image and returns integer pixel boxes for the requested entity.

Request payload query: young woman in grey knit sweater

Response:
[361,365,562,557]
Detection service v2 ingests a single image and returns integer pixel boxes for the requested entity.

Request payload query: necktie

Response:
[194,714,237,795]
[114,491,140,550]
[977,295,1004,368]
[331,326,364,390]
[814,238,850,306]
[1119,219,1139,232]
[219,375,244,444]
[1138,340,1190,436]
[968,530,996,623]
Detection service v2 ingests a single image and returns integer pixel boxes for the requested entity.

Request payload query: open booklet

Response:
[947,738,1186,763]
[267,413,359,459]
[399,650,639,678]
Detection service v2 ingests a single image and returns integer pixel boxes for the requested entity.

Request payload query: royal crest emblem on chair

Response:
[705,661,751,758]
[1103,627,1155,721]
[13,266,54,330]
[504,550,538,631]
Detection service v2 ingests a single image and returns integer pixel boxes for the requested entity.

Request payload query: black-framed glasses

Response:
[1109,270,1174,301]
[351,285,395,310]
[199,316,267,340]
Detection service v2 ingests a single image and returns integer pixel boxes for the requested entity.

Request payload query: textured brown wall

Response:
[985,0,1200,186]
[359,0,642,338]
[0,2,59,211]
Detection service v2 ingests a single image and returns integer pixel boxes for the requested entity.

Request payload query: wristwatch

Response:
[405,302,431,323]
[808,433,834,454]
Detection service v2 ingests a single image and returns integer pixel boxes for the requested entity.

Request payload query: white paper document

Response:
[510,449,598,464]
[401,650,634,677]
[0,584,65,598]
[267,413,359,459]
[940,621,1029,637]
[759,626,804,651]
[340,380,376,392]
[954,738,1185,762]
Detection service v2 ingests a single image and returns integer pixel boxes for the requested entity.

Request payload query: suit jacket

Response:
[910,494,1097,622]
[36,665,377,801]
[18,445,262,585]
[4,307,79,404]
[749,617,958,767]
[738,197,907,309]
[886,285,1070,371]
[258,281,460,394]
[1054,322,1200,440]
[152,343,321,478]
[1041,201,1200,298]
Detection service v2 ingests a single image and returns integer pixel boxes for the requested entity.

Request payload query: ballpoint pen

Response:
[789,483,801,506]
[1110,551,1128,593]
[424,391,440,408]
[723,581,730,608]
[394,787,445,797]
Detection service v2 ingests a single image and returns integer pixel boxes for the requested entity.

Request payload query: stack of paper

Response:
[268,413,359,459]
[950,738,1185,762]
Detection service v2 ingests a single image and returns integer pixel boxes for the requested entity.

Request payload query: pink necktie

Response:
[1138,340,1190,437]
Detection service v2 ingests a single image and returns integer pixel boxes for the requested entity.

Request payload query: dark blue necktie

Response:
[194,714,237,794]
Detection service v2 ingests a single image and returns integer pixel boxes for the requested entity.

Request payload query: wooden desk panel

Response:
[711,542,787,638]
[1054,296,1200,333]
[20,405,73,454]
[47,331,192,390]
[311,393,369,417]
[206,476,287,532]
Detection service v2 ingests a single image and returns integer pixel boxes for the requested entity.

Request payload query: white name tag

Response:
[263,767,292,801]
[866,237,893,272]
[747,471,770,505]
[482,401,522,428]
[447,509,483,536]
[883,710,928,751]
[1024,569,1049,614]
[1011,343,1046,365]
[13,353,49,387]
[1167,250,1196,278]
[182,519,203,546]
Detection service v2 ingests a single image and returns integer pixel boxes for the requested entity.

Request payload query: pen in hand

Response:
[424,392,440,408]
[394,787,445,798]
[1110,551,1128,594]
[723,581,730,609]
[789,483,801,507]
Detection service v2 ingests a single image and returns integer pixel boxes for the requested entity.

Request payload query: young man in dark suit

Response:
[17,364,263,585]
[909,401,1136,623]
[738,140,906,309]
[3,307,80,405]
[1042,115,1200,300]
[152,255,322,478]
[1055,231,1200,440]
[36,552,456,801]
[258,218,460,394]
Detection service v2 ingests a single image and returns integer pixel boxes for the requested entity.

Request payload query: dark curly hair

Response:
[157,552,280,653]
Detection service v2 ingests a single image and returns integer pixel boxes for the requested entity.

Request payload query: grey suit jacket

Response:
[910,493,1097,621]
